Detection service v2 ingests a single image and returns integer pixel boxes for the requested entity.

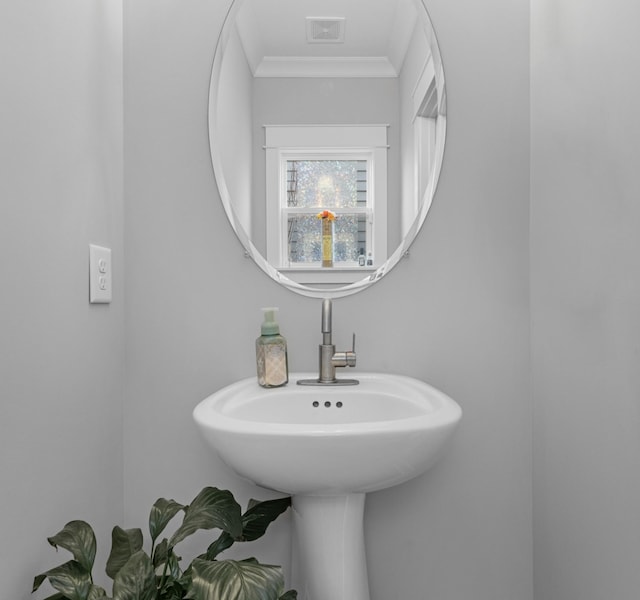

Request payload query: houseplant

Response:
[32,486,297,600]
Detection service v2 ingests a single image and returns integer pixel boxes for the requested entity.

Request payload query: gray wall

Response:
[531,0,640,598]
[123,1,532,600]
[0,0,124,597]
[7,1,640,598]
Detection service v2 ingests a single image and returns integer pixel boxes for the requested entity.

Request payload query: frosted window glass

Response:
[287,213,367,265]
[286,160,367,209]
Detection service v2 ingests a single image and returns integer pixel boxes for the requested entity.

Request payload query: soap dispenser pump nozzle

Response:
[261,307,280,335]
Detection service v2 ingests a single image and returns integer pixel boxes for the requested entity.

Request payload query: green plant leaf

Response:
[186,559,285,600]
[158,578,188,600]
[278,591,298,600]
[106,526,144,579]
[112,550,156,600]
[202,532,235,560]
[32,573,47,592]
[149,498,185,543]
[33,560,92,600]
[88,585,109,599]
[198,496,291,560]
[153,538,169,568]
[47,520,97,573]
[241,497,291,542]
[167,548,183,580]
[169,487,242,548]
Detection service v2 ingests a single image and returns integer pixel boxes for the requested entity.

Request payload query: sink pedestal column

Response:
[291,493,369,600]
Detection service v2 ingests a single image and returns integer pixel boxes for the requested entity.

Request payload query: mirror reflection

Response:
[209,0,446,297]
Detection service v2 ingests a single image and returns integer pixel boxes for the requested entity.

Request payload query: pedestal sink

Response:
[193,372,461,600]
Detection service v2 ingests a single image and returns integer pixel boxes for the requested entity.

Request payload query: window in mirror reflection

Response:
[286,159,369,267]
[265,125,388,277]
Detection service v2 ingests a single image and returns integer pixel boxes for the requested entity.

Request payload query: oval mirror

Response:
[209,0,446,298]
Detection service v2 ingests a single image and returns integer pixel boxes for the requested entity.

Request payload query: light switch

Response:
[89,244,112,303]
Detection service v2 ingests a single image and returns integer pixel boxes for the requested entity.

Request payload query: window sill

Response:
[278,266,378,285]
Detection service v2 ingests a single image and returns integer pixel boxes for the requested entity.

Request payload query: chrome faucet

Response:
[298,299,358,386]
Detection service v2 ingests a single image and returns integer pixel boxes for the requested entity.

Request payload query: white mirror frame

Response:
[208,0,446,298]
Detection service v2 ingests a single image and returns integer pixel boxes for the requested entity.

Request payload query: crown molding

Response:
[254,56,398,78]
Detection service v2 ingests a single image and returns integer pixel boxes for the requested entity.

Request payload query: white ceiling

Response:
[234,0,420,77]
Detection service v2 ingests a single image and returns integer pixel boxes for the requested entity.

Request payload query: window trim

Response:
[265,125,388,281]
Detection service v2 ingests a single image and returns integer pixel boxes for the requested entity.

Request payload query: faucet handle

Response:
[345,333,357,367]
[331,333,357,369]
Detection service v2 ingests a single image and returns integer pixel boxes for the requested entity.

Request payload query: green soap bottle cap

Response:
[261,307,280,335]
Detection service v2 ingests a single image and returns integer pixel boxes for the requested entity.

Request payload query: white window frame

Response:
[265,125,388,283]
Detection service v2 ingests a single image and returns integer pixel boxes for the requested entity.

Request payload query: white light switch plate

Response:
[89,244,112,303]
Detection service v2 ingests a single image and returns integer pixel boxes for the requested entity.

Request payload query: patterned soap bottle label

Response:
[264,344,287,387]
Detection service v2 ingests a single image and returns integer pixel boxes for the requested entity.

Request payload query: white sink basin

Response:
[193,372,461,600]
[193,372,461,495]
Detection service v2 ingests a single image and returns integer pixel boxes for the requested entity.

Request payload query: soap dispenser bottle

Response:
[256,307,288,388]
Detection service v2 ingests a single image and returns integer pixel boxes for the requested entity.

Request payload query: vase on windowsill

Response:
[317,210,336,268]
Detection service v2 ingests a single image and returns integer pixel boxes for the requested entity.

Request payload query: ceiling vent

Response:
[306,17,345,43]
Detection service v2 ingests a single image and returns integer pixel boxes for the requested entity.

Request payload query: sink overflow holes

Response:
[312,401,343,408]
